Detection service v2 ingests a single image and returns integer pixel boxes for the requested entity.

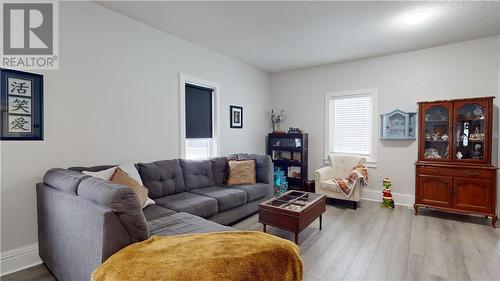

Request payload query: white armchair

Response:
[314,154,367,209]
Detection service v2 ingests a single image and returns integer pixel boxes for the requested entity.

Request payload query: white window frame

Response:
[179,73,220,159]
[324,88,378,167]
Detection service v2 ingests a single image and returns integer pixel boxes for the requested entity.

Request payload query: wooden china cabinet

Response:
[415,96,497,227]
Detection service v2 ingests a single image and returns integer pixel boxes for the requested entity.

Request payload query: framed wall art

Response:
[1,68,44,140]
[230,105,243,128]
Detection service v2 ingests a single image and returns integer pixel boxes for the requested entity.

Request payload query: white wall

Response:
[271,36,500,203]
[0,1,271,259]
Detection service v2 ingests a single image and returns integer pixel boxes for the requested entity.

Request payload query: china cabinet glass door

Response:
[422,104,451,160]
[453,101,488,162]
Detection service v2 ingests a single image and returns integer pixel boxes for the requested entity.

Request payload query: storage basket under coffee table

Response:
[259,190,326,244]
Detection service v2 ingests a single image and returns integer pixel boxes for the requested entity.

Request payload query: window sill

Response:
[323,157,377,168]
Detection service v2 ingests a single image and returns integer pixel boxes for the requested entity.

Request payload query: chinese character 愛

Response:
[10,116,30,131]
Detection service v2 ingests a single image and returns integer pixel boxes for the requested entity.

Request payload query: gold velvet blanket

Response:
[92,231,303,281]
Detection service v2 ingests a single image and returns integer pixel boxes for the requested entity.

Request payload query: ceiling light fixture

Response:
[402,10,430,25]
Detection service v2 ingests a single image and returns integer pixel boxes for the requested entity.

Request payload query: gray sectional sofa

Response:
[36,154,273,281]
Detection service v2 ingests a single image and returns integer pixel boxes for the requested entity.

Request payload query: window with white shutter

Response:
[325,89,377,164]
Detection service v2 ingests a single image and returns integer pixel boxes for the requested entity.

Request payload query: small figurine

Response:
[432,132,441,141]
[441,134,448,141]
[381,178,395,209]
[425,148,441,159]
[287,127,303,134]
[456,151,463,159]
[461,122,470,147]
[474,106,484,120]
[469,127,484,141]
[473,144,482,159]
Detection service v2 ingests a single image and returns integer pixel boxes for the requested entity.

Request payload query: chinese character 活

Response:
[10,81,29,95]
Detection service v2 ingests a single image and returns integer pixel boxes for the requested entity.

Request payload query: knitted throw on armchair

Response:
[92,231,303,281]
[333,164,368,197]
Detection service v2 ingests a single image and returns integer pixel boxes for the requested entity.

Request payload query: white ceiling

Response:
[98,1,500,74]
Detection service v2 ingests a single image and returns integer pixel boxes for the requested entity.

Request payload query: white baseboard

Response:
[0,243,41,276]
[362,189,414,207]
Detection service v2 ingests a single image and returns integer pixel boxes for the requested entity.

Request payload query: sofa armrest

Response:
[314,166,336,182]
[37,183,132,281]
[314,166,337,192]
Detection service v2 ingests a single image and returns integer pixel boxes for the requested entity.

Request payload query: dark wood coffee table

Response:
[259,190,326,244]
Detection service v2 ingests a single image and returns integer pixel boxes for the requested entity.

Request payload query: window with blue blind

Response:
[185,84,216,159]
[185,84,213,138]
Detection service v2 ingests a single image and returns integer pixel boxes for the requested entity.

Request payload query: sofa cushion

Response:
[77,177,149,242]
[229,154,272,184]
[179,159,215,191]
[137,160,185,199]
[43,168,89,195]
[155,192,218,218]
[148,212,233,236]
[142,205,176,221]
[189,186,247,212]
[229,183,270,202]
[211,157,227,185]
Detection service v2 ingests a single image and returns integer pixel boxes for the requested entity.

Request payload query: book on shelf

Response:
[292,152,301,162]
[272,151,292,160]
[287,166,301,178]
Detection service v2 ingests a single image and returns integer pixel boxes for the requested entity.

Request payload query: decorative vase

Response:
[272,121,281,132]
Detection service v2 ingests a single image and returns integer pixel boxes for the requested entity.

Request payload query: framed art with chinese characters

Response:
[1,68,43,140]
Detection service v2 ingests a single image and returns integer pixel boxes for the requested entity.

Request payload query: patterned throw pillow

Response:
[226,160,256,185]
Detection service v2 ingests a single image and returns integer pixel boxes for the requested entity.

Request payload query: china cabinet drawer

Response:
[418,166,493,179]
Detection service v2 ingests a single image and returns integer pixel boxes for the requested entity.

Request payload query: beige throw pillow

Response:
[226,160,256,185]
[111,168,149,207]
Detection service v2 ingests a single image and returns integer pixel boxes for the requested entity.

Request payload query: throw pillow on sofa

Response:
[117,163,156,208]
[83,164,155,208]
[226,160,256,185]
[111,168,149,207]
[82,166,117,181]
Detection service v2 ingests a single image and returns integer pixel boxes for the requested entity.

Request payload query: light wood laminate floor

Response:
[3,200,499,281]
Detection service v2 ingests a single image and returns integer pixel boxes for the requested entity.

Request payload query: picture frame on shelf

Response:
[1,68,43,140]
[230,105,243,128]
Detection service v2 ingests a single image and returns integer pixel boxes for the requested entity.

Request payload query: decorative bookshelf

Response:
[267,133,308,190]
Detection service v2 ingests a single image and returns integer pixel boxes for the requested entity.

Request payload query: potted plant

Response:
[269,109,285,132]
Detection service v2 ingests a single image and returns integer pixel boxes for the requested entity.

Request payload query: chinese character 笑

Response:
[10,117,30,131]
[11,99,30,113]
[10,81,29,95]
